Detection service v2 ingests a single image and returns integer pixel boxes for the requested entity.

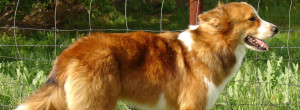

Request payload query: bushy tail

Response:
[15,84,67,110]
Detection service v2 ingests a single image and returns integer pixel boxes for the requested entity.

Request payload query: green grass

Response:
[213,54,299,109]
[0,0,300,109]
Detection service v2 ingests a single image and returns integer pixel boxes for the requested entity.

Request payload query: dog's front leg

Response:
[177,79,208,110]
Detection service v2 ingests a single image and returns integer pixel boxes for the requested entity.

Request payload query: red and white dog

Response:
[16,2,278,110]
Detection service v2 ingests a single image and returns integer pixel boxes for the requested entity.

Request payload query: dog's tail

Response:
[15,65,67,110]
[15,84,66,110]
[15,84,67,110]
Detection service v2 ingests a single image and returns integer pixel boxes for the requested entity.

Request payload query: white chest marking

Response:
[178,31,193,51]
[189,25,199,30]
[204,45,245,110]
[120,93,174,110]
[178,25,199,51]
[15,105,28,110]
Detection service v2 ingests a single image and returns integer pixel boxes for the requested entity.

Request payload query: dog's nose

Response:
[272,26,279,34]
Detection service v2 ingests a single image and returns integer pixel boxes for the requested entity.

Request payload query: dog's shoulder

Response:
[157,31,180,40]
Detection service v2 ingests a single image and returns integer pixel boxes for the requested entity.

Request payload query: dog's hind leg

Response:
[64,57,121,110]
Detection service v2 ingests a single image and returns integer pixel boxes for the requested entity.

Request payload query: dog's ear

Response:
[218,1,224,7]
[198,3,228,32]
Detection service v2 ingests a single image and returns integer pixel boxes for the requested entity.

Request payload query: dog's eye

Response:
[248,17,256,21]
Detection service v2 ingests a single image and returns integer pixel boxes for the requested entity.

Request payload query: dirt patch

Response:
[0,1,87,35]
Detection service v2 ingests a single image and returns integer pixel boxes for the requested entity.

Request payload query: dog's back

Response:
[17,31,185,110]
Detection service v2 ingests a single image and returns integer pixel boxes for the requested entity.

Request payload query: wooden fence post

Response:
[190,0,204,25]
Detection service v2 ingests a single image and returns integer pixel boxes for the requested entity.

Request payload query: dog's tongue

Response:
[255,38,269,51]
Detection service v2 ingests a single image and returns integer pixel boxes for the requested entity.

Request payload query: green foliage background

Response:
[0,0,299,109]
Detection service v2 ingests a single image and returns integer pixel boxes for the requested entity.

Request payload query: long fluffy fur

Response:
[16,2,277,110]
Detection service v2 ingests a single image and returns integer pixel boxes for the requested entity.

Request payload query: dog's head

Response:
[198,2,278,51]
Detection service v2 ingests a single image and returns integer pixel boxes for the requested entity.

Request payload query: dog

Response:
[16,2,278,110]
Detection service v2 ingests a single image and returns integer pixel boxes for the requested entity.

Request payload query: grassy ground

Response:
[0,0,299,109]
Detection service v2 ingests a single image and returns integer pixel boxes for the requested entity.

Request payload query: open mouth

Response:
[244,36,269,51]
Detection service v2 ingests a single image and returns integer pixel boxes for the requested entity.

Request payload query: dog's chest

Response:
[204,45,245,110]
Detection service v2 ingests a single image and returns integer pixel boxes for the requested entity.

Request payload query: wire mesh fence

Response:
[0,0,299,109]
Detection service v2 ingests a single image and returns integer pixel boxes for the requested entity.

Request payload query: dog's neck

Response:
[178,28,243,86]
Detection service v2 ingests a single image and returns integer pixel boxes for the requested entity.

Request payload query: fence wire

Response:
[0,0,299,109]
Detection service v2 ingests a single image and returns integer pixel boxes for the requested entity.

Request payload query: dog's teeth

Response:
[261,44,264,47]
